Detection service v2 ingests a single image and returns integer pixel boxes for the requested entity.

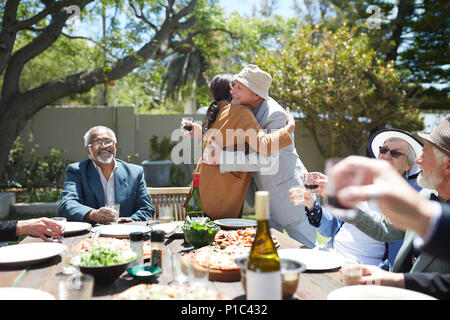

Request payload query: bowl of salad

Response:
[71,246,137,285]
[182,217,220,248]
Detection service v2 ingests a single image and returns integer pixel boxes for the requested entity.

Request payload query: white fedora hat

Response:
[367,128,423,178]
[233,64,271,100]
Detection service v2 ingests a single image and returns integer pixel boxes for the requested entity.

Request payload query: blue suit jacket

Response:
[58,159,154,222]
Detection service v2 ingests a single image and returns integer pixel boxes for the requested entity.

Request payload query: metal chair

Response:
[147,187,191,221]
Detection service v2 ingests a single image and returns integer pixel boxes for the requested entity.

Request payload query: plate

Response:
[327,285,437,300]
[91,224,152,238]
[214,218,257,229]
[0,288,55,300]
[278,248,346,271]
[0,242,66,267]
[64,222,91,235]
[151,221,184,237]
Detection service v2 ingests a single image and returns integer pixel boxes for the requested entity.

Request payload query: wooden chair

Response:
[148,187,191,221]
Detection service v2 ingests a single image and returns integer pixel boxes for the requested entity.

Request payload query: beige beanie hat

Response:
[233,65,272,100]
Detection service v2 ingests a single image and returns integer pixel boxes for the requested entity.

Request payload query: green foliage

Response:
[2,133,72,189]
[147,135,176,161]
[257,25,424,158]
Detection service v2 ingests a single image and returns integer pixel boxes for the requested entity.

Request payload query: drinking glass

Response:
[323,158,357,219]
[170,253,188,285]
[61,246,78,275]
[188,256,209,288]
[341,261,363,286]
[289,187,304,206]
[106,203,120,223]
[303,172,323,193]
[181,117,193,133]
[59,273,94,300]
[159,206,173,224]
[51,217,66,243]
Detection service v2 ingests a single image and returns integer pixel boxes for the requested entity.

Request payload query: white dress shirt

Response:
[92,159,118,205]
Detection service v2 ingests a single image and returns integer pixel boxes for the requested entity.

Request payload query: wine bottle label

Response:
[246,270,282,300]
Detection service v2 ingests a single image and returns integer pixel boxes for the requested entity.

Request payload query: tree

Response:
[0,0,228,179]
[292,0,449,111]
[257,25,424,158]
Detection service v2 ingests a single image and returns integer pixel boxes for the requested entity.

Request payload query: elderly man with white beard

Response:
[58,126,154,224]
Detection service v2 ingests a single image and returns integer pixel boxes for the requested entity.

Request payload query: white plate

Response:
[91,224,152,238]
[0,287,55,300]
[64,222,91,235]
[278,248,346,271]
[214,218,257,229]
[327,285,437,300]
[151,221,184,237]
[0,242,66,267]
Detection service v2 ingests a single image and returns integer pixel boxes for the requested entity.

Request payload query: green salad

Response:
[75,247,137,267]
[182,217,220,248]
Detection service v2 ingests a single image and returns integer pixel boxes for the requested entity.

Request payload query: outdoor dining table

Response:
[0,222,344,300]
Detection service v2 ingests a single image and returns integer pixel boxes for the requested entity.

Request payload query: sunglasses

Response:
[379,146,406,159]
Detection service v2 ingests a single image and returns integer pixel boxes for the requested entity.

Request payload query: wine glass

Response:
[181,117,193,133]
[323,158,357,219]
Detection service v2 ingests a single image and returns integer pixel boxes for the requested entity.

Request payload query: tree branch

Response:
[128,1,158,31]
[15,0,199,115]
[0,0,20,75]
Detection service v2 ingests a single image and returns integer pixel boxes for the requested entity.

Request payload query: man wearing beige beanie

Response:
[215,64,316,248]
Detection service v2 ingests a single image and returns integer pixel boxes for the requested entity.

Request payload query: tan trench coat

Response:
[198,100,292,220]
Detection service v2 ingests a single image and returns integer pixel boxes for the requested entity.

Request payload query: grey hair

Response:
[433,146,450,165]
[83,126,117,147]
[383,137,416,165]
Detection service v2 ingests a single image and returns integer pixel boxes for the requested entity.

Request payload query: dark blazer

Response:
[58,159,154,222]
[0,220,18,242]
[404,272,450,299]
[422,203,450,264]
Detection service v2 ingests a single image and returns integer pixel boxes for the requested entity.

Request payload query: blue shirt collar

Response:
[252,101,264,117]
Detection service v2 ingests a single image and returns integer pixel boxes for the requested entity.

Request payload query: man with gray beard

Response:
[58,126,154,223]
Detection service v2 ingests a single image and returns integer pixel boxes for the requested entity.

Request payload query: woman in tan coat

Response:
[187,74,294,219]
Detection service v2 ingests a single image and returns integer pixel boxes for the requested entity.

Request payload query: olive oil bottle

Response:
[246,191,282,300]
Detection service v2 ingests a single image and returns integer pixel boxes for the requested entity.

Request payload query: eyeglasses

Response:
[88,139,115,148]
[379,146,406,158]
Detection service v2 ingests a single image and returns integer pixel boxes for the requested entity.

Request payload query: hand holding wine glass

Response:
[181,117,202,138]
[303,172,328,197]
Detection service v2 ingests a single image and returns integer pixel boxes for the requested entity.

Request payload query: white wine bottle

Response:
[246,191,282,300]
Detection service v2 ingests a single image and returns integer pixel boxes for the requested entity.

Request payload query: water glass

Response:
[61,246,78,275]
[188,256,209,288]
[51,217,66,243]
[341,261,363,286]
[106,203,120,223]
[59,273,94,300]
[323,158,357,219]
[289,187,304,206]
[170,253,188,285]
[159,206,173,224]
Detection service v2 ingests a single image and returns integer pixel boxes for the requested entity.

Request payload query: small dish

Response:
[128,266,162,282]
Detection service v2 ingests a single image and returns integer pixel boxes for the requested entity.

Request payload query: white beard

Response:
[89,148,115,164]
[417,168,443,190]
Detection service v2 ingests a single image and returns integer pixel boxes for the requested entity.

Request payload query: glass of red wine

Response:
[323,158,357,219]
[182,117,193,132]
[302,172,322,193]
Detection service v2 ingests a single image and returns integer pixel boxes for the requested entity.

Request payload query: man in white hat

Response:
[210,64,316,248]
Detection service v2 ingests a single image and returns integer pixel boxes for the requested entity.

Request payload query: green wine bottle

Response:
[185,172,204,219]
[246,191,281,300]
